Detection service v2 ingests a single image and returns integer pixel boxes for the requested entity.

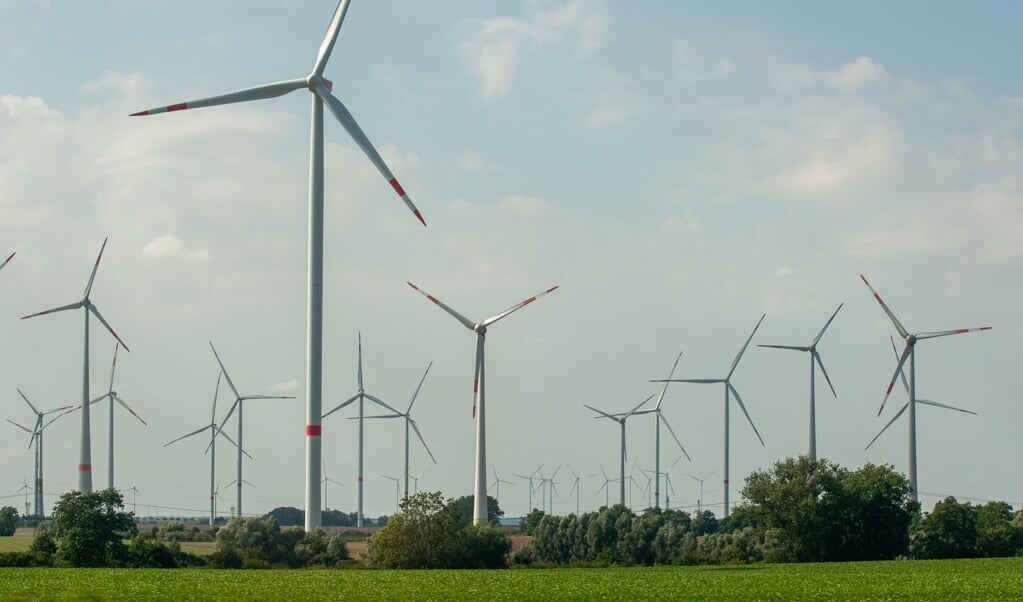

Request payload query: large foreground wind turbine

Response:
[131,0,425,531]
[631,350,690,509]
[88,343,147,490]
[7,390,71,518]
[585,395,654,506]
[21,238,129,492]
[860,275,990,502]
[362,361,436,500]
[164,372,246,526]
[322,333,403,527]
[758,304,842,462]
[407,282,559,525]
[211,342,294,517]
[654,314,766,518]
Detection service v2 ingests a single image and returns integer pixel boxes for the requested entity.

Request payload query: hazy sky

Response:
[1,1,1020,521]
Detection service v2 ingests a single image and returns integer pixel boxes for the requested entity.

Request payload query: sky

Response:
[1,0,1021,522]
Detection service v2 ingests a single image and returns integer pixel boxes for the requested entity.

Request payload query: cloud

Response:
[825,56,890,92]
[584,102,646,128]
[272,379,301,392]
[457,150,498,171]
[141,235,210,262]
[460,0,609,100]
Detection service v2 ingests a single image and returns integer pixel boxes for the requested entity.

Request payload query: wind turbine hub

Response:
[474,324,486,335]
[906,334,917,345]
[306,74,324,89]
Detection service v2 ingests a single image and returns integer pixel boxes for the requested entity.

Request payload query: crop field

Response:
[0,558,1020,601]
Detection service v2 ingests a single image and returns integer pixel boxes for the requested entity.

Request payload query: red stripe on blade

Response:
[522,296,536,305]
[473,379,479,393]
[427,295,440,304]
[389,178,406,197]
[167,103,188,112]
[306,425,322,436]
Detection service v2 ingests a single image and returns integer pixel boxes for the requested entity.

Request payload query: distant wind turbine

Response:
[686,469,716,514]
[21,237,129,492]
[488,464,513,507]
[212,342,295,518]
[631,350,691,509]
[362,361,436,500]
[653,314,766,518]
[321,460,344,511]
[585,394,654,507]
[758,304,842,462]
[860,275,990,502]
[407,281,559,525]
[512,466,543,512]
[595,465,619,508]
[131,0,426,531]
[88,343,147,490]
[164,372,248,526]
[7,389,71,518]
[323,333,403,527]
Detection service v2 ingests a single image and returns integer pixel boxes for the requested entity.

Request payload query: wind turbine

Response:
[653,314,766,518]
[407,282,559,525]
[512,466,543,512]
[21,237,129,492]
[381,473,401,513]
[0,252,14,273]
[164,372,247,526]
[865,336,978,488]
[860,275,990,502]
[585,394,654,507]
[18,478,31,518]
[758,304,842,463]
[88,343,147,490]
[131,0,425,531]
[362,361,436,500]
[566,466,592,515]
[411,470,430,495]
[211,342,294,518]
[488,464,513,507]
[595,465,619,508]
[7,390,71,518]
[323,333,403,527]
[536,465,561,514]
[321,460,344,511]
[631,350,690,510]
[687,469,716,514]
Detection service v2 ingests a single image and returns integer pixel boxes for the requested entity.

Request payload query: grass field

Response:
[0,558,1020,601]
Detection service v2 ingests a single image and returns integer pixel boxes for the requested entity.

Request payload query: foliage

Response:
[450,494,505,526]
[155,521,215,543]
[29,526,56,558]
[126,535,178,568]
[213,516,347,568]
[266,506,305,526]
[741,456,916,562]
[0,506,18,536]
[368,491,510,569]
[917,497,978,559]
[519,509,546,535]
[974,501,1022,558]
[50,489,138,567]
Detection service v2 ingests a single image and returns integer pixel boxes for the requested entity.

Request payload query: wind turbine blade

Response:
[108,343,119,393]
[860,274,909,339]
[653,378,724,384]
[6,419,33,435]
[409,420,437,464]
[322,393,360,419]
[625,394,656,418]
[811,303,844,346]
[584,404,618,421]
[357,332,364,392]
[473,333,484,418]
[407,282,476,331]
[311,0,352,76]
[216,428,253,460]
[130,79,307,116]
[658,412,692,462]
[364,393,402,416]
[211,372,222,424]
[654,350,684,410]
[209,342,243,401]
[917,399,977,415]
[83,237,108,298]
[359,414,402,420]
[40,412,68,431]
[757,344,808,351]
[17,389,40,416]
[164,425,212,447]
[241,395,295,401]
[406,361,432,413]
[879,344,912,416]
[889,335,910,394]
[316,86,425,225]
[41,403,75,416]
[812,350,837,398]
[728,383,765,447]
[916,326,992,340]
[218,400,240,432]
[21,301,83,320]
[0,251,13,271]
[88,304,130,352]
[865,403,908,450]
[113,394,147,425]
[481,286,560,327]
[727,313,766,379]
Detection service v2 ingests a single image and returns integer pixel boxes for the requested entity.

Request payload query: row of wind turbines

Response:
[3,0,994,527]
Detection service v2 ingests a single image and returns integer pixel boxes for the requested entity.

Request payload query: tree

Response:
[917,497,977,559]
[974,501,1022,558]
[0,506,18,536]
[450,494,504,526]
[265,506,304,526]
[519,508,546,535]
[50,489,138,567]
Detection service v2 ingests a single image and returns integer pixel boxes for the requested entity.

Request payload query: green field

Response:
[0,558,1020,601]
